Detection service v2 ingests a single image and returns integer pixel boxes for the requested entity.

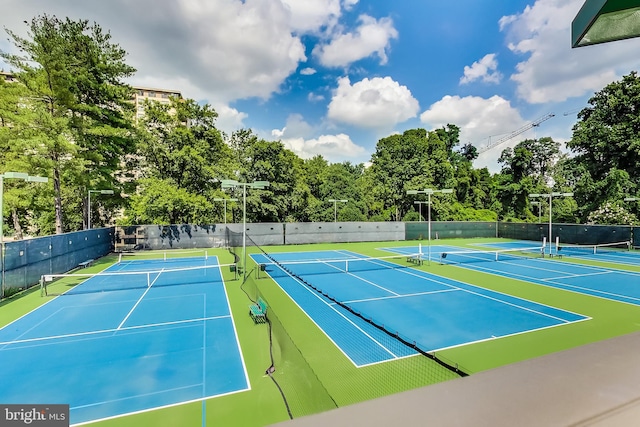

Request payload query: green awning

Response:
[572,0,640,47]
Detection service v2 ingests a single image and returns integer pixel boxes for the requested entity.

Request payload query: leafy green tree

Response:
[130,97,236,224]
[370,129,454,220]
[569,71,640,183]
[498,138,559,184]
[137,97,234,191]
[125,178,216,225]
[1,15,136,233]
[238,137,310,223]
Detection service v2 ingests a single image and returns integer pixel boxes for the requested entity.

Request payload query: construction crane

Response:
[563,107,582,116]
[477,113,556,154]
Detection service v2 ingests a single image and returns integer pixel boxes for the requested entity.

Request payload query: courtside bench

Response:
[78,259,95,268]
[249,297,268,324]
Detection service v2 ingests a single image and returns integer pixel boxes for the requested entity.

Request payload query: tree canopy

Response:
[1,15,640,238]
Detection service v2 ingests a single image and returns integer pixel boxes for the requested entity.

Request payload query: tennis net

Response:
[439,246,544,265]
[258,253,423,279]
[247,233,467,377]
[41,263,234,296]
[118,249,208,263]
[555,241,631,256]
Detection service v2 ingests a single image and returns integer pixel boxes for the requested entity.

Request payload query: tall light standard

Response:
[213,197,238,224]
[221,180,269,279]
[531,201,542,223]
[407,188,453,261]
[624,197,639,246]
[327,199,348,222]
[1,172,48,297]
[414,201,429,222]
[529,192,573,255]
[87,189,114,229]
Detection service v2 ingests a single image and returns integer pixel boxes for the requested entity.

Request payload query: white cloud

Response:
[280,0,342,33]
[313,15,398,67]
[328,76,419,129]
[420,95,531,172]
[214,104,249,134]
[300,67,317,75]
[280,134,367,162]
[0,0,312,104]
[271,114,314,139]
[175,0,307,102]
[308,92,325,102]
[272,114,366,162]
[343,0,359,11]
[460,53,502,85]
[501,0,640,104]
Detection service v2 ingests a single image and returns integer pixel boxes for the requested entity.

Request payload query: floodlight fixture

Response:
[414,200,429,222]
[327,198,348,222]
[529,192,574,255]
[221,180,270,279]
[213,197,239,224]
[406,188,453,260]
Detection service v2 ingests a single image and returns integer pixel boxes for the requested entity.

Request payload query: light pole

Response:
[327,199,348,222]
[625,197,639,246]
[530,201,542,223]
[407,188,453,261]
[529,192,573,255]
[221,180,269,279]
[213,197,238,224]
[1,172,48,298]
[414,201,429,222]
[87,189,114,229]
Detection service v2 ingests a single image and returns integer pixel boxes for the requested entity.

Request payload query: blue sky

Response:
[2,0,640,172]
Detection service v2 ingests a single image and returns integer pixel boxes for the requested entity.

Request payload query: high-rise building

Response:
[132,86,182,122]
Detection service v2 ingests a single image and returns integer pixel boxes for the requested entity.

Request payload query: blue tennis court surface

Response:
[508,240,639,265]
[384,243,640,306]
[0,256,249,425]
[251,250,586,367]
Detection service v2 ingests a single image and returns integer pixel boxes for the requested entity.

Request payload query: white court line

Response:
[255,256,402,365]
[302,257,402,296]
[451,260,640,305]
[339,253,586,323]
[341,288,459,304]
[72,383,203,410]
[0,315,230,347]
[117,270,162,329]
[542,270,613,281]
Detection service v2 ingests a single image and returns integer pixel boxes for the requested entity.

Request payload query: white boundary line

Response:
[444,256,640,306]
[253,249,587,368]
[253,254,402,367]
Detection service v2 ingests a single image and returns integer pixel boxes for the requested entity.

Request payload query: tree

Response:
[1,15,136,233]
[586,201,637,225]
[125,178,216,225]
[370,129,454,220]
[240,138,309,222]
[137,97,233,191]
[568,71,640,184]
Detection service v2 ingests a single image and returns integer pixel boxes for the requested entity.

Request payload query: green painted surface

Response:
[3,239,640,426]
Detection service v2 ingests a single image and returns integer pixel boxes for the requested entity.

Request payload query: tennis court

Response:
[0,254,249,425]
[385,242,640,306]
[251,250,586,367]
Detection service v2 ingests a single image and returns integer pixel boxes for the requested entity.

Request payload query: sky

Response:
[1,0,640,173]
